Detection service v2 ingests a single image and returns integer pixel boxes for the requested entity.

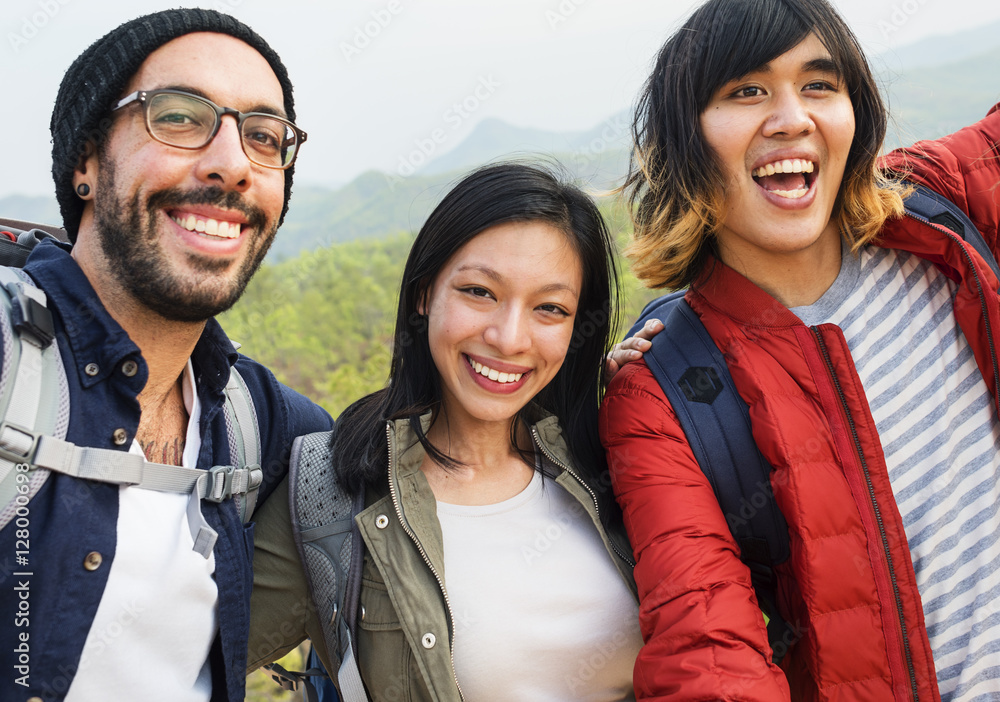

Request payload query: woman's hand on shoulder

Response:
[604,318,665,382]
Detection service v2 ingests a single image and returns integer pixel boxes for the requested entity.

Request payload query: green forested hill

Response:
[220,231,412,416]
[219,202,659,418]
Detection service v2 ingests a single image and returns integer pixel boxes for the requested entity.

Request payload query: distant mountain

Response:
[418,111,631,185]
[271,141,631,261]
[419,118,581,175]
[874,19,1000,72]
[270,171,456,261]
[879,45,1000,149]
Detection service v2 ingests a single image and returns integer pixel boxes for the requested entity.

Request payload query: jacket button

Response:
[421,633,436,649]
[360,605,366,621]
[112,428,128,445]
[84,363,99,376]
[121,360,139,377]
[83,551,103,571]
[375,515,389,529]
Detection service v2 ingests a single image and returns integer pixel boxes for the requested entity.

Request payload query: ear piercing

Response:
[76,183,91,197]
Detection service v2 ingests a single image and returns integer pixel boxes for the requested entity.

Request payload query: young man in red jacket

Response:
[600,0,1000,699]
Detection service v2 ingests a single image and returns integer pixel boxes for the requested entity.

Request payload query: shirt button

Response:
[421,632,436,649]
[28,697,44,702]
[83,551,103,571]
[121,360,139,377]
[375,515,389,529]
[112,428,128,445]
[84,363,99,376]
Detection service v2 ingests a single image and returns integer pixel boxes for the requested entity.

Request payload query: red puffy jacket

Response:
[600,104,1000,701]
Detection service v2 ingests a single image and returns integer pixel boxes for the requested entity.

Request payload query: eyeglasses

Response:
[112,89,307,170]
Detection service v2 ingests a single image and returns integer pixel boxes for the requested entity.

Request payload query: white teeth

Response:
[753,158,815,178]
[771,188,809,199]
[170,214,242,239]
[469,358,524,384]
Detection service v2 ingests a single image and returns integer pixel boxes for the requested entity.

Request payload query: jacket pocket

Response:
[357,557,417,701]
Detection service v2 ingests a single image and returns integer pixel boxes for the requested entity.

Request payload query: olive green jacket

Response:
[247,414,637,701]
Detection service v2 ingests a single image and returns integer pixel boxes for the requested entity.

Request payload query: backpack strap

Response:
[0,266,58,483]
[287,429,368,701]
[902,182,1000,281]
[0,225,61,269]
[629,292,793,662]
[0,266,65,527]
[222,363,262,522]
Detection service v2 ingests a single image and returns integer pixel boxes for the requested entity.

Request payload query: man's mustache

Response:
[145,186,269,231]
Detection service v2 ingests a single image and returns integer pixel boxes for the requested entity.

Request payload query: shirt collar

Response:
[23,239,239,398]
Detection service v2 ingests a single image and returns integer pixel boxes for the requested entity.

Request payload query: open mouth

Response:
[169,211,244,239]
[752,158,818,200]
[465,354,525,384]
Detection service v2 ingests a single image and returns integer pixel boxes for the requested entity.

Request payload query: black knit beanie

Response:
[50,8,296,242]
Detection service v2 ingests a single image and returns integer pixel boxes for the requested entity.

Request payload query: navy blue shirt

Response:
[0,240,332,701]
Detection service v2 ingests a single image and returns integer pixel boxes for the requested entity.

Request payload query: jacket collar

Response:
[690,257,805,329]
[690,213,999,329]
[386,411,574,483]
[23,239,239,400]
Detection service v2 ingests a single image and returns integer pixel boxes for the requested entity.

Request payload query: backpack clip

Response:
[204,463,263,502]
[0,420,39,465]
[5,281,54,348]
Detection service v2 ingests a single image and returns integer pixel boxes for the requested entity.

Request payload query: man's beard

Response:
[93,162,277,323]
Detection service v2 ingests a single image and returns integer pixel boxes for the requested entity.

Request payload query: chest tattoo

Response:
[141,437,186,466]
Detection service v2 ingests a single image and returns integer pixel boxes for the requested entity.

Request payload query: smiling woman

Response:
[248,162,643,700]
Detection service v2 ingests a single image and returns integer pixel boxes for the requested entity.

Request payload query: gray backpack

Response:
[264,429,369,702]
[0,262,264,557]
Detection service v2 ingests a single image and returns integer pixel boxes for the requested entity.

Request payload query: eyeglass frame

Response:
[111,89,307,170]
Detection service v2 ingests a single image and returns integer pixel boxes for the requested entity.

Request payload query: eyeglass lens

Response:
[146,92,300,168]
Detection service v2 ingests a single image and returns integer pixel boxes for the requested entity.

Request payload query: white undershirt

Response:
[66,360,217,702]
[437,470,642,701]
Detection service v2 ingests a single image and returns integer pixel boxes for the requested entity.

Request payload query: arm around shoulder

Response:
[600,362,790,701]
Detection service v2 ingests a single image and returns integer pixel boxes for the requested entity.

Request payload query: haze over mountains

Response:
[4,20,999,261]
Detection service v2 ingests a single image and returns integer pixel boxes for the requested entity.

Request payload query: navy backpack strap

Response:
[903,182,1000,281]
[629,292,792,661]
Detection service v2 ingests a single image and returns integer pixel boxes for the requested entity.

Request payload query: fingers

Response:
[631,318,664,344]
[604,318,665,384]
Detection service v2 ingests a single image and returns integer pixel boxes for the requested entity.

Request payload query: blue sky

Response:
[3,0,998,198]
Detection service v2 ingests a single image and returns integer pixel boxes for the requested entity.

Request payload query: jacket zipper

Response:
[530,426,636,568]
[384,422,467,702]
[810,330,918,702]
[903,211,1000,407]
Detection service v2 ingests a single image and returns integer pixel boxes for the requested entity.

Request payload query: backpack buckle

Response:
[205,465,236,502]
[204,464,262,502]
[5,281,54,348]
[0,421,39,465]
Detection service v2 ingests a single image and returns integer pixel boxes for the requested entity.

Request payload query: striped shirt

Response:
[791,244,1000,701]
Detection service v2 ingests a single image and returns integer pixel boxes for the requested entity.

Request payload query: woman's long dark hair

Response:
[333,162,622,517]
